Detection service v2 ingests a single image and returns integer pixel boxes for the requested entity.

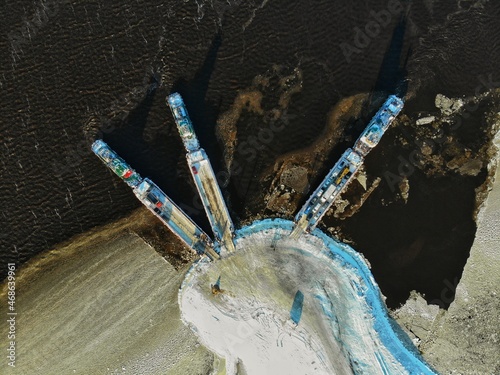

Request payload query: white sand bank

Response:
[179,227,433,374]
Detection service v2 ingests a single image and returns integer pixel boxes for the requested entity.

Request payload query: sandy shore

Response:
[0,228,213,374]
[179,222,435,374]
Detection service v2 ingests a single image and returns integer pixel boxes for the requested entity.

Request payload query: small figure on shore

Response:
[211,275,224,295]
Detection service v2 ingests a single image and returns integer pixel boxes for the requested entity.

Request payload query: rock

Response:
[416,116,436,126]
[332,198,349,216]
[356,170,368,190]
[446,156,483,176]
[392,291,440,348]
[420,140,434,156]
[435,94,464,116]
[398,177,410,203]
[279,165,309,193]
[265,190,294,214]
[458,158,483,176]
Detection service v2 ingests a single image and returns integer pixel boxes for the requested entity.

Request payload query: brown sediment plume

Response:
[262,93,369,216]
[278,67,303,109]
[216,89,264,171]
[268,93,367,175]
[216,65,304,175]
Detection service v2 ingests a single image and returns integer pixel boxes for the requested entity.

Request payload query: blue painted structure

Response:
[167,93,236,254]
[92,140,143,188]
[167,93,200,152]
[91,140,218,259]
[354,95,404,157]
[292,95,404,237]
[294,148,363,231]
[290,290,304,325]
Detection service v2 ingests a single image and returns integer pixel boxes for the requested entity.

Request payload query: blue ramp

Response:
[290,290,304,325]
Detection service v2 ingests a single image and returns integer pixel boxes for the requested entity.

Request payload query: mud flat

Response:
[179,219,436,375]
[0,221,213,374]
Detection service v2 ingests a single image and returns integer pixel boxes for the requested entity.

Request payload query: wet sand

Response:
[0,226,213,374]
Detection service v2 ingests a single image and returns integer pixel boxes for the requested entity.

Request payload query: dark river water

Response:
[1,0,499,307]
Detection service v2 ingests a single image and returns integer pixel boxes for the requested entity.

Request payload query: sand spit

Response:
[0,227,212,374]
[179,220,436,375]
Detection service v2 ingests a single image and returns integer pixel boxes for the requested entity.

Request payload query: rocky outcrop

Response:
[435,94,464,116]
